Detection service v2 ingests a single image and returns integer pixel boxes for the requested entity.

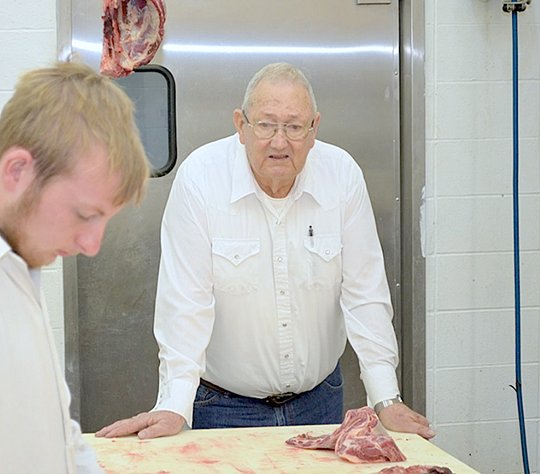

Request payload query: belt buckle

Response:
[265,392,296,406]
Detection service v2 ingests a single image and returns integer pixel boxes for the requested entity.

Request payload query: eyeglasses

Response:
[242,110,314,141]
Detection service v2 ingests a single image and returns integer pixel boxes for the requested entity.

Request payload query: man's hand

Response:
[95,410,185,440]
[378,403,435,439]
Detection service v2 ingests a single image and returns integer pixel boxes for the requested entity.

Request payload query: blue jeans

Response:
[192,364,344,429]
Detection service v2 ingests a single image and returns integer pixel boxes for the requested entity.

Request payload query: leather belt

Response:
[199,379,299,407]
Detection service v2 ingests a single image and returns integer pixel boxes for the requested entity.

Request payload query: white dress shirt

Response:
[0,236,102,474]
[154,134,399,427]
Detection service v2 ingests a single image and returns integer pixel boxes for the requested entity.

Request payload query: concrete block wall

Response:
[425,1,540,473]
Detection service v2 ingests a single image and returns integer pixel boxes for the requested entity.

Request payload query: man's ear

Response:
[0,147,36,195]
[233,108,247,145]
[307,112,321,151]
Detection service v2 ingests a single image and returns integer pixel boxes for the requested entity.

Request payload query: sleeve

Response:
[339,159,400,406]
[151,163,216,427]
[71,420,104,474]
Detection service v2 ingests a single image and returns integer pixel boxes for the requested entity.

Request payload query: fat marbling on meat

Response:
[286,406,406,464]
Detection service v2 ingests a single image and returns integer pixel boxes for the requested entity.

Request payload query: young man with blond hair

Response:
[0,61,149,473]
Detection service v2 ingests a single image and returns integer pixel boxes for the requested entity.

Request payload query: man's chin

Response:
[24,253,56,269]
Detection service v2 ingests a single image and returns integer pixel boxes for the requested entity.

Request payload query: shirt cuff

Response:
[152,377,198,428]
[361,365,400,407]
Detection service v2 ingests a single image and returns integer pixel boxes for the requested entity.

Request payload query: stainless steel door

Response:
[66,0,401,431]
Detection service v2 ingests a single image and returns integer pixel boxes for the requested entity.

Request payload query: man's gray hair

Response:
[242,63,318,115]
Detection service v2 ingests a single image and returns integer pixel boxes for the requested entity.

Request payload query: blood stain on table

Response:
[177,441,201,454]
[124,451,146,461]
[197,459,220,465]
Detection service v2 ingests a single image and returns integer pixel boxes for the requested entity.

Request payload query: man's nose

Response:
[270,127,289,147]
[76,222,106,257]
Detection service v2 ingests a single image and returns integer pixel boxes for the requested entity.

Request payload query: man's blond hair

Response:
[0,61,149,205]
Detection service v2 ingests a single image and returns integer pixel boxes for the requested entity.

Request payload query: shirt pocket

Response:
[212,239,261,295]
[303,235,343,289]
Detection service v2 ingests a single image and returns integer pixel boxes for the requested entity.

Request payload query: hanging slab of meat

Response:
[100,0,166,78]
[378,466,454,474]
[286,407,406,464]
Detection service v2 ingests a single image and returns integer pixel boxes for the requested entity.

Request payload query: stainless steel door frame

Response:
[59,0,426,431]
[399,0,426,416]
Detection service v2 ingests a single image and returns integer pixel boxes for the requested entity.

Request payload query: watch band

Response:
[373,395,403,415]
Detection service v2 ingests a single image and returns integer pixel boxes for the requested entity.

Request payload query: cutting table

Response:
[84,425,480,473]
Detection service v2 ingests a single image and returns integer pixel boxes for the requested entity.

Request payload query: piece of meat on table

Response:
[338,433,406,464]
[378,466,453,474]
[286,406,406,464]
[285,405,379,450]
[100,0,166,78]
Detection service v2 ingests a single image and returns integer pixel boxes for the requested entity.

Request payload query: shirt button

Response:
[286,384,291,388]
[325,249,330,255]
[277,256,283,262]
[279,290,285,295]
[284,354,290,359]
[234,254,240,260]
[282,323,287,327]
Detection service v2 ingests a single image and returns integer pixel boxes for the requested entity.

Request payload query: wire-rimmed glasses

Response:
[242,110,314,141]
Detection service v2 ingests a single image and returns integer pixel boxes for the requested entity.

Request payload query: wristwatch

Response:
[373,395,403,415]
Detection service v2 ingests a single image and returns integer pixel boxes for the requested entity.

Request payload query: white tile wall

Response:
[427,1,540,473]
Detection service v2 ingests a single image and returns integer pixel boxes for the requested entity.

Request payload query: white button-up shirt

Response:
[154,134,399,426]
[0,236,102,474]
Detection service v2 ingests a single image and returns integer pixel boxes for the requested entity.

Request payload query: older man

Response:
[98,62,434,440]
[0,62,149,473]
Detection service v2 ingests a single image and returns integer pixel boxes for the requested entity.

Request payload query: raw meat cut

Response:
[286,407,406,464]
[100,0,166,78]
[285,406,378,450]
[378,466,453,474]
[338,433,407,464]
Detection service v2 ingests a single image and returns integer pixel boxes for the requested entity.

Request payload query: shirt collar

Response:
[294,145,335,209]
[0,232,41,288]
[230,135,259,204]
[0,233,10,260]
[230,137,334,209]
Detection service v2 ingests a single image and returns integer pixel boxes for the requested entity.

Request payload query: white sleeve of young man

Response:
[71,420,104,474]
